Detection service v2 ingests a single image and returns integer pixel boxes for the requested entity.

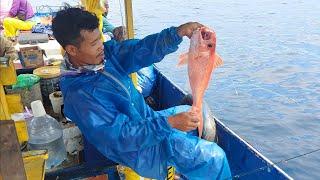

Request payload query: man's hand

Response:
[168,111,200,132]
[113,26,127,42]
[177,22,204,38]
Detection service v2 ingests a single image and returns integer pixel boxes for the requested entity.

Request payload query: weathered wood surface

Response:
[0,120,27,180]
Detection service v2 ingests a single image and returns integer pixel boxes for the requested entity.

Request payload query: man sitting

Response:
[53,7,231,179]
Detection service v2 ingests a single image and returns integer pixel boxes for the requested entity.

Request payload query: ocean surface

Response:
[30,0,320,179]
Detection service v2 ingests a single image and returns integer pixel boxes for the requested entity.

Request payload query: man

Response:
[0,35,18,59]
[0,0,13,29]
[101,0,126,41]
[2,0,36,39]
[0,35,18,85]
[53,8,231,179]
[80,0,125,41]
[80,0,109,41]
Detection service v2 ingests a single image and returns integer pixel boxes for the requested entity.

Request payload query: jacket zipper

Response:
[100,71,131,99]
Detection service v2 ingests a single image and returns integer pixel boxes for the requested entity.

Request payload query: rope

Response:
[117,0,127,38]
[118,0,125,28]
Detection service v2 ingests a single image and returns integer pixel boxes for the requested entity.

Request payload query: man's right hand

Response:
[177,22,204,39]
[168,111,200,132]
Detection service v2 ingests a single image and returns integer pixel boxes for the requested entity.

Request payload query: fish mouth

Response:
[201,31,211,40]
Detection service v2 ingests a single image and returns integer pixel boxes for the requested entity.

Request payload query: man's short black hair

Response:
[52,8,99,48]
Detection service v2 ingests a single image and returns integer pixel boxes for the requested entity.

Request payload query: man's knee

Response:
[212,145,232,179]
[205,143,228,170]
[214,145,227,161]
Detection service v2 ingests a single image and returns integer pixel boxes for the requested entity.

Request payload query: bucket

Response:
[6,94,24,114]
[0,56,16,85]
[40,77,60,106]
[49,91,63,114]
[6,74,43,108]
[33,66,61,106]
[7,82,43,108]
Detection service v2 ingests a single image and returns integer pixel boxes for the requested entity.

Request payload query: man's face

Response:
[71,28,105,65]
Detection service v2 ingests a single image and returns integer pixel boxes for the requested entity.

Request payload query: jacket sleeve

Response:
[9,0,20,17]
[66,88,173,153]
[107,27,183,74]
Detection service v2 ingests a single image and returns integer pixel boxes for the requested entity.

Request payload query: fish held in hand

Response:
[178,27,223,137]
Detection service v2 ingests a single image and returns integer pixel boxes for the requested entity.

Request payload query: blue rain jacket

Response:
[60,27,231,179]
[137,65,156,97]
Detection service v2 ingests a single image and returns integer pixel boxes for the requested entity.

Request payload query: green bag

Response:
[12,74,40,90]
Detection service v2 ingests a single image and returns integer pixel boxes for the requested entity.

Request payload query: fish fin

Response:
[213,53,223,68]
[177,52,189,66]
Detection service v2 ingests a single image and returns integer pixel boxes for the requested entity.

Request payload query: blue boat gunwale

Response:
[215,116,293,179]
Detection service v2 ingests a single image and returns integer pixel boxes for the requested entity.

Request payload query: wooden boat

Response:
[2,1,294,179]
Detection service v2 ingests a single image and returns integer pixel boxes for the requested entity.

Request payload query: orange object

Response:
[178,27,223,137]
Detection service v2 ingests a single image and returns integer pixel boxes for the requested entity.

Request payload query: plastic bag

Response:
[12,74,40,90]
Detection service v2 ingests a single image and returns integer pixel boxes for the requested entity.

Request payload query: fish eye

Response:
[208,44,213,48]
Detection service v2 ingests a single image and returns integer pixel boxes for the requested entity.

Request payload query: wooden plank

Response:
[124,0,134,39]
[6,94,24,114]
[0,120,27,180]
[0,86,10,120]
[123,0,138,88]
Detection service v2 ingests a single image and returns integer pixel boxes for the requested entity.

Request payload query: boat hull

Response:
[151,67,292,179]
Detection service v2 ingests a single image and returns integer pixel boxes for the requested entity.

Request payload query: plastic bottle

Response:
[28,100,67,169]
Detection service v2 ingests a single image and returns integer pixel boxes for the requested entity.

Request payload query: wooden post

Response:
[0,120,27,179]
[124,0,138,88]
[124,0,134,39]
[0,86,10,120]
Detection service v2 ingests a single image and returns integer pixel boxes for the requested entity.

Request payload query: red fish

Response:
[178,27,223,137]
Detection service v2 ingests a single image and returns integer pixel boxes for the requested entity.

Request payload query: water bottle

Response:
[28,100,67,169]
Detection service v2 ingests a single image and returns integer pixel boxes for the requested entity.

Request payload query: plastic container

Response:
[49,91,63,114]
[33,66,61,106]
[7,74,43,108]
[27,100,67,169]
